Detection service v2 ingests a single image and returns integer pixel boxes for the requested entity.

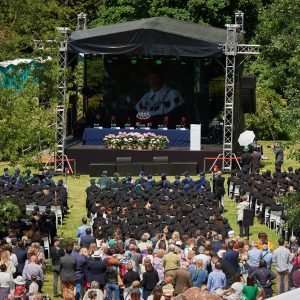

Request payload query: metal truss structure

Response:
[77,13,87,30]
[55,27,70,173]
[55,13,87,173]
[222,11,260,171]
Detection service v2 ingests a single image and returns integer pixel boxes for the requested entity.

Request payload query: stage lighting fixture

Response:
[131,57,138,64]
[155,58,162,65]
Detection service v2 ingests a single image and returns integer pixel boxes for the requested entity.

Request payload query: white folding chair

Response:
[51,206,63,226]
[39,206,46,213]
[25,204,36,215]
[229,182,234,198]
[234,185,240,201]
[264,206,270,226]
[254,200,261,216]
[42,236,50,259]
[269,210,282,229]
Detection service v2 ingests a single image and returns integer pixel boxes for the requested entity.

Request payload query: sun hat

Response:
[14,276,26,285]
[92,250,101,258]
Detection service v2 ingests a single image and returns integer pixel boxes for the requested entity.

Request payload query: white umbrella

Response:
[238,130,255,146]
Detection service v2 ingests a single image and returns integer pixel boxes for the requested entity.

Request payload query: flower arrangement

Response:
[103,132,169,150]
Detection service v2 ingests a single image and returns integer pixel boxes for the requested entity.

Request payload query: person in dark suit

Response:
[86,250,107,289]
[240,146,252,174]
[50,237,65,297]
[222,242,239,272]
[13,240,27,276]
[173,262,193,295]
[212,171,225,212]
[60,242,77,300]
[80,228,96,249]
[272,143,284,172]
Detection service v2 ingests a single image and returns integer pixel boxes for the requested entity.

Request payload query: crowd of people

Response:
[47,167,299,300]
[0,167,68,299]
[0,159,300,300]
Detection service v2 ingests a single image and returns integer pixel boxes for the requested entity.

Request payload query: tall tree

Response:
[251,0,300,159]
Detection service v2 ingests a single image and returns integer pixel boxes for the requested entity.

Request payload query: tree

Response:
[281,192,300,232]
[244,86,287,140]
[251,0,300,155]
[91,0,264,39]
[0,75,56,165]
[0,197,22,231]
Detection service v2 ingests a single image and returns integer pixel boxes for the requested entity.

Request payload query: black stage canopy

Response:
[68,17,227,58]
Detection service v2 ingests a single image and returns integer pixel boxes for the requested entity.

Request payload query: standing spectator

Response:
[247,242,261,275]
[272,143,284,172]
[86,250,107,289]
[152,249,164,283]
[141,259,159,300]
[50,237,65,297]
[27,275,39,300]
[240,146,252,175]
[251,259,276,298]
[60,242,77,300]
[0,250,16,277]
[260,243,273,269]
[72,246,88,300]
[123,262,140,290]
[212,171,225,212]
[13,241,27,276]
[80,228,96,249]
[291,264,300,288]
[173,262,193,295]
[193,246,211,270]
[250,148,261,173]
[206,262,226,292]
[22,254,44,291]
[242,276,260,300]
[257,233,273,251]
[0,264,11,299]
[236,195,250,238]
[76,217,90,244]
[162,244,180,277]
[223,242,239,272]
[273,238,292,294]
[189,259,207,288]
[82,281,105,300]
[105,252,121,300]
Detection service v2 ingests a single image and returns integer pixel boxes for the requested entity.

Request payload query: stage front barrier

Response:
[190,124,201,151]
[203,155,241,172]
[82,128,190,147]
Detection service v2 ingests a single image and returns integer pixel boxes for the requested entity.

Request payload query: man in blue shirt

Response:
[76,217,90,245]
[206,262,226,292]
[247,241,262,275]
[260,243,273,269]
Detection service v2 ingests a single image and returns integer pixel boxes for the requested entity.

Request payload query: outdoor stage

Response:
[65,141,223,175]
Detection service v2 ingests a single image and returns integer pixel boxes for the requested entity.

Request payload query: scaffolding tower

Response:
[222,11,260,171]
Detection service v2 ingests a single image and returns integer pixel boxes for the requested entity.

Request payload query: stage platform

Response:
[65,141,223,175]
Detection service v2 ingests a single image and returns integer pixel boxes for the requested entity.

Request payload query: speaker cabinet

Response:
[241,75,256,113]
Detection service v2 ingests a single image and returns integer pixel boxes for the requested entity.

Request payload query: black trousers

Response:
[238,220,249,237]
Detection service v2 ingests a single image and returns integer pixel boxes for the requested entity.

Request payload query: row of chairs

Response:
[229,183,287,238]
[25,204,63,227]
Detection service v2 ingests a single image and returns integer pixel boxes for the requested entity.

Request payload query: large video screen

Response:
[101,57,195,128]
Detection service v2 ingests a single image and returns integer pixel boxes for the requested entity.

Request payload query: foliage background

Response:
[0,0,299,161]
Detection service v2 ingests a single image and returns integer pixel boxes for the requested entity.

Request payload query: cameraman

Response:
[272,143,284,172]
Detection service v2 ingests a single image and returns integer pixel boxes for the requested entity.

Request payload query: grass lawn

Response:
[1,141,298,298]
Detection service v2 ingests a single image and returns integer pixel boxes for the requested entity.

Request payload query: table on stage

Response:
[82,128,190,147]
